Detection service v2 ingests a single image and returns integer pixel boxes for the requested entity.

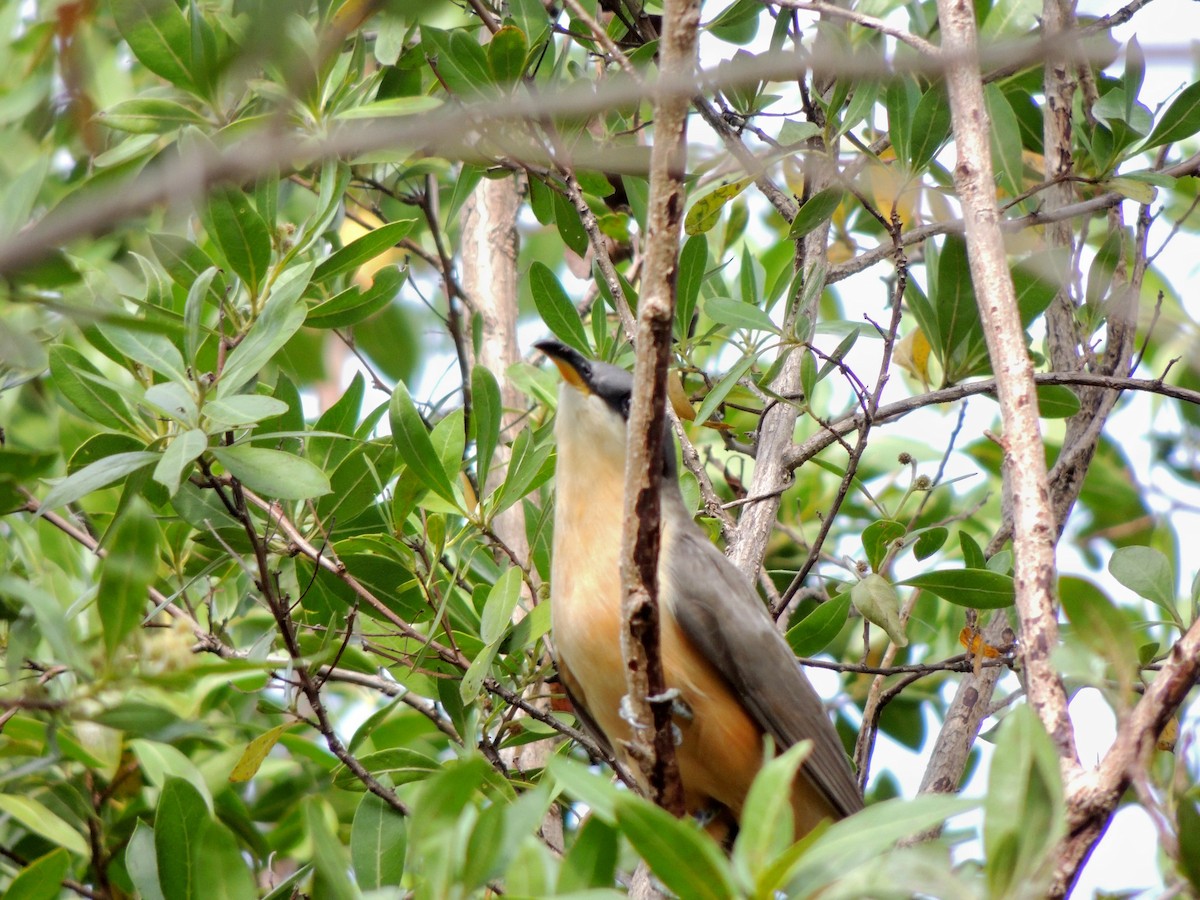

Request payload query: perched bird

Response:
[535,339,863,840]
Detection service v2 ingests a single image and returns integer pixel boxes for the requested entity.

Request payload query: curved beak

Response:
[534,339,593,395]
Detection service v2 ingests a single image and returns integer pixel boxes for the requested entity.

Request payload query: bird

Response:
[534,338,863,841]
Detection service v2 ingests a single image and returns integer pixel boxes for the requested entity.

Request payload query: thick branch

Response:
[617,0,699,817]
[935,0,1078,768]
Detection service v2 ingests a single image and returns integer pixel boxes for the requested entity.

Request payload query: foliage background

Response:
[1,0,1199,897]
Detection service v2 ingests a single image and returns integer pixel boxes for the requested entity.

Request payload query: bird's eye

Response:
[620,396,631,419]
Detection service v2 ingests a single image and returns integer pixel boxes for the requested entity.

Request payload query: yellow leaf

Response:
[894,328,932,389]
[229,724,292,782]
[684,178,754,235]
[668,370,695,421]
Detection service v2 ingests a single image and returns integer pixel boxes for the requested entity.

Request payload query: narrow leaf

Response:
[97,498,158,658]
[388,382,458,504]
[0,796,89,857]
[530,261,590,353]
[472,365,502,493]
[313,220,416,283]
[903,568,1015,609]
[1142,80,1200,151]
[788,187,844,239]
[704,296,778,334]
[155,778,209,900]
[211,445,330,500]
[786,592,851,657]
[39,451,159,513]
[615,795,737,900]
[228,724,292,783]
[216,265,310,398]
[351,793,407,889]
[153,428,207,496]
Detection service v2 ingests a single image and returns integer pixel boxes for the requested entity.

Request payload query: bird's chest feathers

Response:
[551,502,693,737]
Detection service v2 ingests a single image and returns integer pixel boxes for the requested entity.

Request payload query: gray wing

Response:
[665,526,864,817]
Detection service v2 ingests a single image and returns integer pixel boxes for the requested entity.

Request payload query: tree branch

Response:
[617,0,698,817]
[936,0,1078,769]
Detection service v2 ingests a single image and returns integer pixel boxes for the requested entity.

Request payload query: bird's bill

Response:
[534,339,592,395]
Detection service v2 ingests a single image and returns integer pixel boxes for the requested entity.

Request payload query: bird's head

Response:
[534,339,676,480]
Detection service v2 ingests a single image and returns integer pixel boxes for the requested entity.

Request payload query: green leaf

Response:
[0,796,88,857]
[693,353,757,425]
[352,793,407,889]
[98,97,208,133]
[615,794,737,900]
[155,778,209,900]
[336,96,443,119]
[1109,545,1176,612]
[913,526,949,561]
[983,705,1065,898]
[934,234,984,381]
[49,344,136,430]
[193,820,257,900]
[985,84,1024,198]
[204,189,273,295]
[552,189,589,258]
[786,592,851,657]
[97,498,158,659]
[150,233,226,304]
[315,440,393,529]
[333,748,439,791]
[183,266,217,363]
[430,408,466,486]
[130,739,213,807]
[460,640,500,704]
[39,451,159,513]
[908,86,952,172]
[548,756,621,824]
[530,261,590,354]
[126,822,165,900]
[472,365,502,493]
[784,794,976,890]
[98,323,189,385]
[211,445,331,500]
[788,187,844,239]
[1059,576,1138,687]
[389,382,458,505]
[1142,80,1200,151]
[558,817,619,893]
[676,235,708,341]
[733,742,811,886]
[112,0,194,89]
[203,395,289,429]
[305,798,359,900]
[305,266,405,329]
[862,519,906,572]
[152,429,207,497]
[313,220,416,283]
[423,26,492,98]
[1035,384,1080,419]
[1179,794,1200,893]
[488,25,528,84]
[492,426,554,515]
[481,566,523,645]
[903,568,1015,609]
[703,296,778,334]
[4,848,71,900]
[886,77,918,165]
[216,265,310,398]
[959,531,986,569]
